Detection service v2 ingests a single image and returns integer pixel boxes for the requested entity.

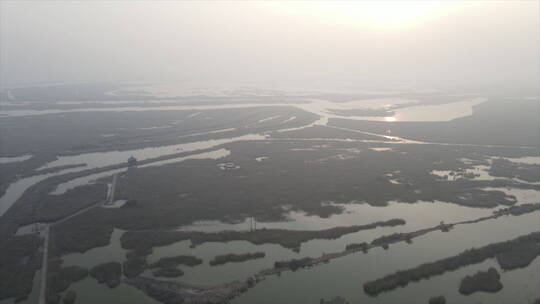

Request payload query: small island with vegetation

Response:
[345,242,369,252]
[210,252,265,266]
[496,243,540,270]
[363,231,540,296]
[62,290,77,304]
[120,218,406,255]
[274,257,315,271]
[89,262,121,288]
[46,261,88,304]
[459,267,503,295]
[122,257,147,279]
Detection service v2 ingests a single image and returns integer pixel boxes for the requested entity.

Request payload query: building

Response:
[127,156,138,167]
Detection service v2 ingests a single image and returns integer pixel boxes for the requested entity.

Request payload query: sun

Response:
[384,116,397,122]
[267,1,456,30]
[323,1,448,29]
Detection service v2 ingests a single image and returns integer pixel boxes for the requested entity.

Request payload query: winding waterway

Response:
[1,96,538,304]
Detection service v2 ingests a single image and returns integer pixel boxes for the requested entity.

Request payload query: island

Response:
[89,262,121,288]
[209,252,266,266]
[459,267,503,295]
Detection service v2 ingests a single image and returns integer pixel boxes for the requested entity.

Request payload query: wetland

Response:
[1,85,538,304]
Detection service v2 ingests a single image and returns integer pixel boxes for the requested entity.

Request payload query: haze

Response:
[1,2,540,304]
[1,1,539,92]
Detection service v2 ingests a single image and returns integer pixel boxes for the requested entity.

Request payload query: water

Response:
[3,114,333,218]
[0,97,484,126]
[232,212,540,304]
[1,136,234,217]
[374,258,540,304]
[432,157,540,187]
[257,115,282,123]
[50,168,126,196]
[381,98,485,122]
[50,149,230,195]
[145,240,297,285]
[431,164,494,181]
[160,201,491,285]
[481,187,540,205]
[177,128,236,138]
[176,201,498,233]
[0,103,290,118]
[62,229,128,268]
[0,271,41,304]
[102,200,127,208]
[58,199,540,303]
[0,154,32,164]
[2,95,534,303]
[66,277,160,304]
[139,125,171,130]
[282,116,296,123]
[0,166,84,216]
[40,134,263,170]
[504,156,540,165]
[0,96,485,215]
[299,97,484,122]
[370,147,393,152]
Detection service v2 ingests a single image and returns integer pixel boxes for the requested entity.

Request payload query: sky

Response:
[1,1,539,92]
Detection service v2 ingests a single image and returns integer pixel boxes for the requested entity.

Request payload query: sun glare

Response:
[268,1,458,30]
[385,116,397,122]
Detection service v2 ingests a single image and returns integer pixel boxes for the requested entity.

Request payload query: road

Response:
[37,226,49,304]
[37,172,119,304]
[106,173,118,205]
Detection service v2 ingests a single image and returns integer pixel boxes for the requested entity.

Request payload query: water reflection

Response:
[0,166,83,216]
[40,135,262,170]
[57,200,540,303]
[232,212,540,304]
[51,149,230,195]
[0,154,32,164]
[361,98,485,122]
[177,201,498,233]
[504,156,540,165]
[0,97,484,125]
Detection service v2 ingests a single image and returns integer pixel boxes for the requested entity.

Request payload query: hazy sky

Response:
[1,1,539,91]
